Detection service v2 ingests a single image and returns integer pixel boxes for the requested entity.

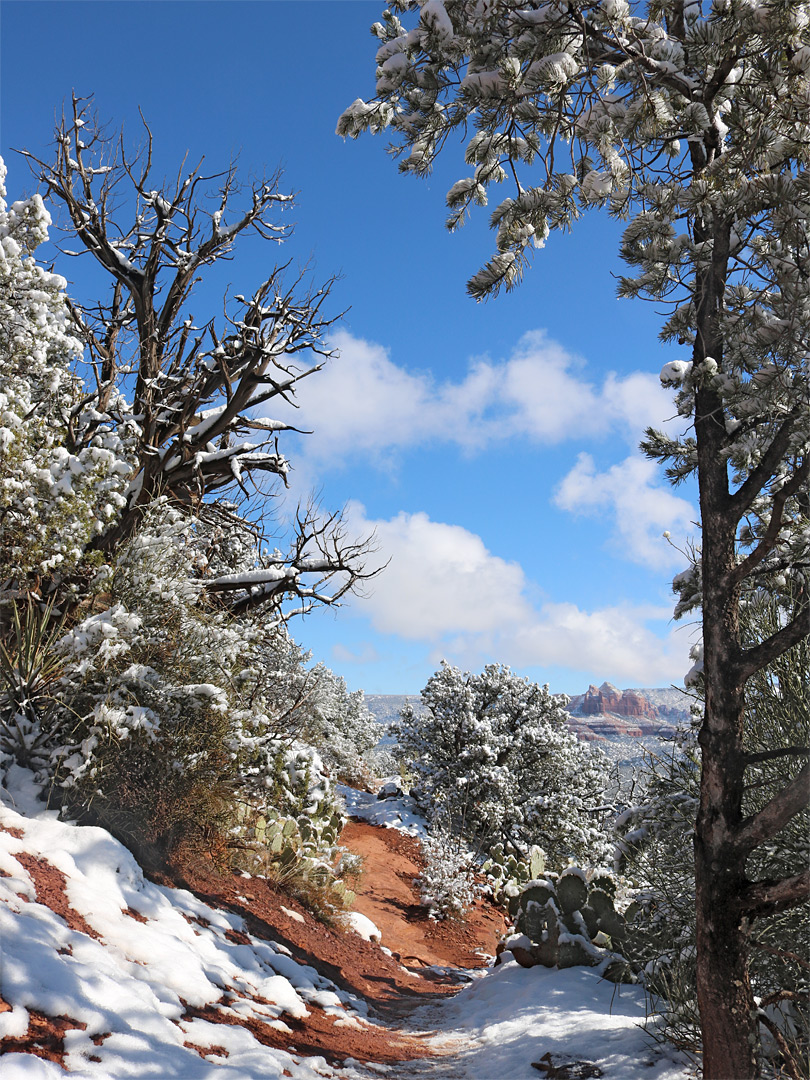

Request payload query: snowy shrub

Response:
[0,159,132,602]
[365,744,398,780]
[299,665,382,787]
[0,507,331,871]
[417,821,478,919]
[396,662,612,869]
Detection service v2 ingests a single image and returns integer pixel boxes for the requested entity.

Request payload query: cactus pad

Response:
[556,872,588,914]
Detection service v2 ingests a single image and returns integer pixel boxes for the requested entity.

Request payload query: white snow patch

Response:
[0,771,371,1079]
[342,911,382,943]
[336,782,427,837]
[280,905,306,924]
[398,960,692,1079]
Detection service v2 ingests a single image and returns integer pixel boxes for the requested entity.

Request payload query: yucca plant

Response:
[0,597,68,770]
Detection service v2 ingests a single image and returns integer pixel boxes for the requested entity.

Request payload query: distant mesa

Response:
[576,682,653,719]
[364,684,692,743]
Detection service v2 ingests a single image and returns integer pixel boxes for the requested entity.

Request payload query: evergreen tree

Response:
[397,661,612,868]
[341,4,810,1072]
[0,159,132,603]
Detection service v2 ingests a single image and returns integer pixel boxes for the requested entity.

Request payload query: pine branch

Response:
[740,868,810,917]
[731,459,809,586]
[737,607,810,683]
[733,761,810,857]
[728,411,805,525]
[745,746,810,765]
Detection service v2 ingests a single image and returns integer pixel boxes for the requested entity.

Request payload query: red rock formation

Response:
[578,682,657,720]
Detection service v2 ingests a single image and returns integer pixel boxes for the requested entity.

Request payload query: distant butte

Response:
[564,683,692,740]
[578,682,656,720]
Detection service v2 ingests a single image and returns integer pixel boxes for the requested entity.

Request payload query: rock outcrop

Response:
[578,682,656,719]
[565,683,691,739]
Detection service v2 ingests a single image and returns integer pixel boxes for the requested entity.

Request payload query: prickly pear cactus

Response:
[499,867,637,982]
[482,844,547,906]
[231,786,355,917]
[556,870,588,914]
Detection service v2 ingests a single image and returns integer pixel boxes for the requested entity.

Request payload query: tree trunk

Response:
[695,688,760,1078]
[692,217,761,1077]
[694,866,759,1078]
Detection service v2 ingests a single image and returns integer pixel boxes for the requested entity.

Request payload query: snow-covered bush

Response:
[299,666,382,787]
[229,629,383,786]
[396,662,612,869]
[417,821,478,919]
[0,158,132,604]
[0,507,331,870]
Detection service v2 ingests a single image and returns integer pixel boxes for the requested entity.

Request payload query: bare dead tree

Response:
[21,94,377,622]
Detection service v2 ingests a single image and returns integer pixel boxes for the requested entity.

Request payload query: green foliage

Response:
[0,598,68,771]
[482,842,546,906]
[617,592,809,1070]
[234,797,355,919]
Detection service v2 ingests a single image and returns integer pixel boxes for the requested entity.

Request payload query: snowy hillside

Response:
[0,767,371,1079]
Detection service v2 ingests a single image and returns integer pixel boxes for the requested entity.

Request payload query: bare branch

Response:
[740,868,810,917]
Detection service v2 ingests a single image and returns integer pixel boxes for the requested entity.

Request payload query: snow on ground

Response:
[337,782,427,837]
[0,766,363,1079]
[341,911,382,943]
[390,959,695,1080]
[1,767,694,1080]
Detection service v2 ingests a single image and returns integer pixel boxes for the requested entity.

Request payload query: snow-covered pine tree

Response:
[340,4,810,1073]
[299,665,382,786]
[397,661,612,868]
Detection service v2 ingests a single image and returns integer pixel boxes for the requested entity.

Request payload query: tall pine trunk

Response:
[692,218,760,1076]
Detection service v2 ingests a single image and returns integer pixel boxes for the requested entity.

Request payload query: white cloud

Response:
[267,328,676,466]
[346,501,532,639]
[507,601,688,686]
[554,453,696,569]
[498,332,673,443]
[345,503,692,687]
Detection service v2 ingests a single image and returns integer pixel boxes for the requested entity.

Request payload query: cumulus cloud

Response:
[346,502,532,639]
[507,601,687,685]
[266,328,676,466]
[554,453,696,569]
[345,503,691,687]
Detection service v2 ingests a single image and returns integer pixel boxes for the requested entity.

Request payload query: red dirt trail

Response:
[1,814,508,1070]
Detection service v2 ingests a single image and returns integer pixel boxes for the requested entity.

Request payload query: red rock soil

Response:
[1,815,508,1071]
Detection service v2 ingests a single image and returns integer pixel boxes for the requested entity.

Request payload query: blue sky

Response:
[0,1,699,694]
